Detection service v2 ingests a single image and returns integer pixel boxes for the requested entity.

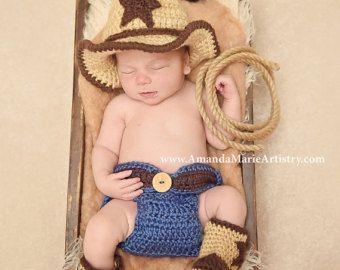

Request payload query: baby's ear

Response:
[183,49,191,75]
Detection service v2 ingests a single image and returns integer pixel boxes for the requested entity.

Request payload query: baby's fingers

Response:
[112,170,133,179]
[122,189,143,201]
[122,181,144,194]
[119,177,141,188]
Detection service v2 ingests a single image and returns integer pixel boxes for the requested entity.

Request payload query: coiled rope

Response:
[196,46,280,152]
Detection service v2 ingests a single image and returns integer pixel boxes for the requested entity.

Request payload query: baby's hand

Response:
[99,170,143,200]
[215,74,239,101]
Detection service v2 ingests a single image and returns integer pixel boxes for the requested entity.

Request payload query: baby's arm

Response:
[204,74,241,150]
[92,95,143,200]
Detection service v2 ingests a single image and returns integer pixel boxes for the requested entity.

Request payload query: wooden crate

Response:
[65,0,258,255]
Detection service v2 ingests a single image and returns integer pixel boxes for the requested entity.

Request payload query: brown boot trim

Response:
[232,238,250,267]
[80,255,122,270]
[80,256,97,270]
[210,218,248,235]
[209,218,250,267]
[80,254,123,270]
[193,253,230,270]
[114,254,123,270]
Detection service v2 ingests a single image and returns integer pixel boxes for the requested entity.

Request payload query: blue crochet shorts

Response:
[100,161,222,257]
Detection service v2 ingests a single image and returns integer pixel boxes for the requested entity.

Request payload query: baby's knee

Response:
[85,203,134,244]
[82,201,137,268]
[85,215,111,238]
[106,199,137,238]
[83,215,117,252]
[210,186,247,226]
[219,186,246,210]
[82,217,114,268]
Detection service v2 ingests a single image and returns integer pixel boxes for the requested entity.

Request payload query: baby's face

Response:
[116,48,190,105]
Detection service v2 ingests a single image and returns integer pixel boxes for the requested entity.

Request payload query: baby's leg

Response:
[83,199,137,270]
[194,186,248,270]
[198,185,247,227]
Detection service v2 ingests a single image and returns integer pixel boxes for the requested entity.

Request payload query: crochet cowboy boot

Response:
[80,255,122,270]
[192,218,249,270]
[80,256,96,270]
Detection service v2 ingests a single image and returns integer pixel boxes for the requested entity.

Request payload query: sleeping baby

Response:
[77,0,249,269]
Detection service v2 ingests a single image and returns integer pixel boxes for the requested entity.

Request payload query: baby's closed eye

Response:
[148,59,170,70]
[150,64,169,70]
[119,68,136,74]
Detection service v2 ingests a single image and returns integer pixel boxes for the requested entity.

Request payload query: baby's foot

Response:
[192,218,249,270]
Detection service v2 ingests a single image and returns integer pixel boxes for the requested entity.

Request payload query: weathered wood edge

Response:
[65,0,88,252]
[242,83,258,249]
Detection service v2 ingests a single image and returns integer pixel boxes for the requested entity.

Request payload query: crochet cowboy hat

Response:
[77,0,220,92]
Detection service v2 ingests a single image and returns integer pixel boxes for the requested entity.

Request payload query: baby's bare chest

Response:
[119,96,208,168]
[126,105,202,138]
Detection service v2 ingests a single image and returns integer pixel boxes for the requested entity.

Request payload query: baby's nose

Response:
[135,73,152,85]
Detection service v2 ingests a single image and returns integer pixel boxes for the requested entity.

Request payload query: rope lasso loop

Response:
[196,46,280,152]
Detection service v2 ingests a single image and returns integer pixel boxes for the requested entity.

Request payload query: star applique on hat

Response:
[120,0,161,28]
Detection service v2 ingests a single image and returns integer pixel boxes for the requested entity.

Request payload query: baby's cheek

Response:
[120,81,136,96]
[121,76,135,88]
[162,70,184,85]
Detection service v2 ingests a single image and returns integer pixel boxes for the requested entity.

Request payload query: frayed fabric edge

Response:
[62,237,84,270]
[240,242,263,270]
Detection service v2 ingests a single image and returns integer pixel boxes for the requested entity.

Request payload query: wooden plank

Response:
[65,0,88,252]
[242,84,258,249]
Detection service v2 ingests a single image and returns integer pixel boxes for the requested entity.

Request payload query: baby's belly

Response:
[118,128,208,173]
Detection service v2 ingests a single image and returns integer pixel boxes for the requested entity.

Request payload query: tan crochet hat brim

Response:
[77,20,220,92]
